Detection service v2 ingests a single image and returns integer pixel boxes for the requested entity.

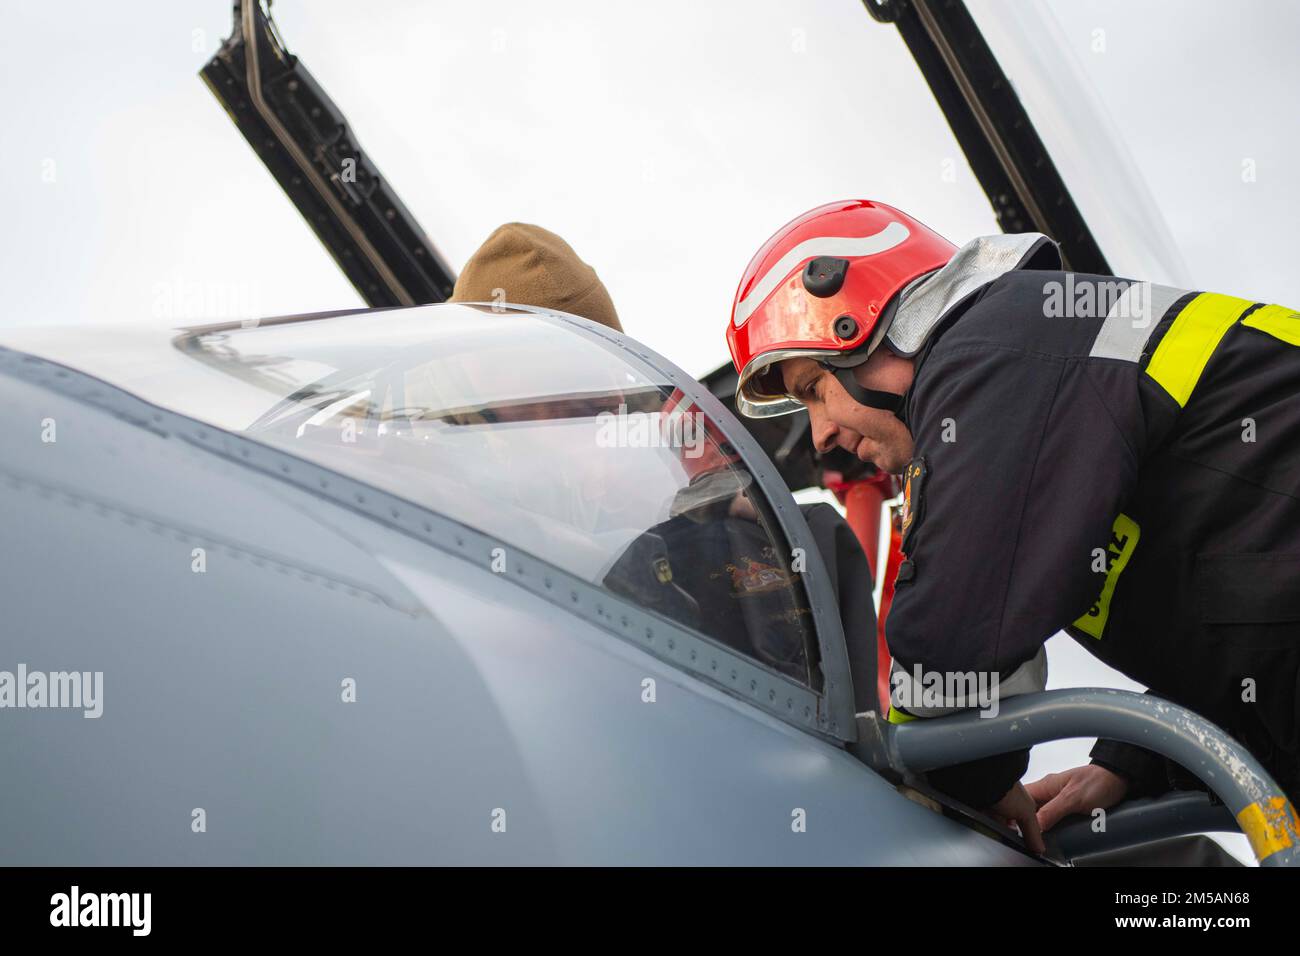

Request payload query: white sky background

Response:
[3,0,1295,863]
[4,1,1298,371]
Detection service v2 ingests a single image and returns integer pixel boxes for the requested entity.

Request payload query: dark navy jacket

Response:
[887,269,1300,805]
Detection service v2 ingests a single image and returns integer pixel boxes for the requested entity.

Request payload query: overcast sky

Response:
[7,0,1295,380]
[4,0,1293,862]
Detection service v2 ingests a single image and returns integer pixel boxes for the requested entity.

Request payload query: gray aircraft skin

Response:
[3,2,1288,868]
[0,303,1042,866]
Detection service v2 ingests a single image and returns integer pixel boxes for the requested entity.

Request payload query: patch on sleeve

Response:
[1073,512,1140,639]
[900,457,927,554]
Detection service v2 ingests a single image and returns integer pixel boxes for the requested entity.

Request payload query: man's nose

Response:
[809,407,839,455]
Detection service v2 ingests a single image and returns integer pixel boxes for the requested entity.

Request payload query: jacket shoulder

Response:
[931,270,1134,358]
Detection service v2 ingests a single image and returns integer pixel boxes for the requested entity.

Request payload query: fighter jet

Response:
[0,0,1292,866]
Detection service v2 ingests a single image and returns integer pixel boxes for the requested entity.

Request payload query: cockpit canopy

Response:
[173,304,820,687]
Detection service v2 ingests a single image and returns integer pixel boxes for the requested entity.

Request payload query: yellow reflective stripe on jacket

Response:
[1145,292,1255,407]
[886,706,916,724]
[1074,513,1141,639]
[1242,303,1300,347]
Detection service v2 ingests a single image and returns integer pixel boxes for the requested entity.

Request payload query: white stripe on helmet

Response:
[732,220,910,328]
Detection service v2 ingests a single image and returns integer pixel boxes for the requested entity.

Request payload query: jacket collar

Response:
[884,232,1062,357]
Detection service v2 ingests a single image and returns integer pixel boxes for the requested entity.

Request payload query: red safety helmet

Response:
[727,200,956,418]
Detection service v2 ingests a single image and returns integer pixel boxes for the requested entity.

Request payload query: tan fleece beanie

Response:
[449,222,623,332]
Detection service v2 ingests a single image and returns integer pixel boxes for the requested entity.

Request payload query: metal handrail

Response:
[853,688,1300,866]
[1049,790,1236,861]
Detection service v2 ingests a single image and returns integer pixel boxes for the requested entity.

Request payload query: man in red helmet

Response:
[728,199,1300,855]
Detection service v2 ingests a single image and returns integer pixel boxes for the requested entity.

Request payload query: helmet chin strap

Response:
[825,363,904,416]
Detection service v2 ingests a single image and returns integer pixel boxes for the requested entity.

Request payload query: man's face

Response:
[779,354,915,474]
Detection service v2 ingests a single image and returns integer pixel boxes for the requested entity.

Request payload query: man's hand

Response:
[986,782,1046,854]
[1025,764,1129,834]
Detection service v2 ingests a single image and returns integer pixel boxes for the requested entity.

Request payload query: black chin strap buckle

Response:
[825,363,904,416]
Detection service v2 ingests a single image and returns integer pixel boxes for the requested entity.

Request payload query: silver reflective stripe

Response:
[889,656,961,718]
[1088,282,1188,362]
[732,221,910,328]
[888,646,1047,718]
[999,647,1049,698]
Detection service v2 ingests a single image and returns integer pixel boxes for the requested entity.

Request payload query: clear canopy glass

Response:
[175,304,819,686]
